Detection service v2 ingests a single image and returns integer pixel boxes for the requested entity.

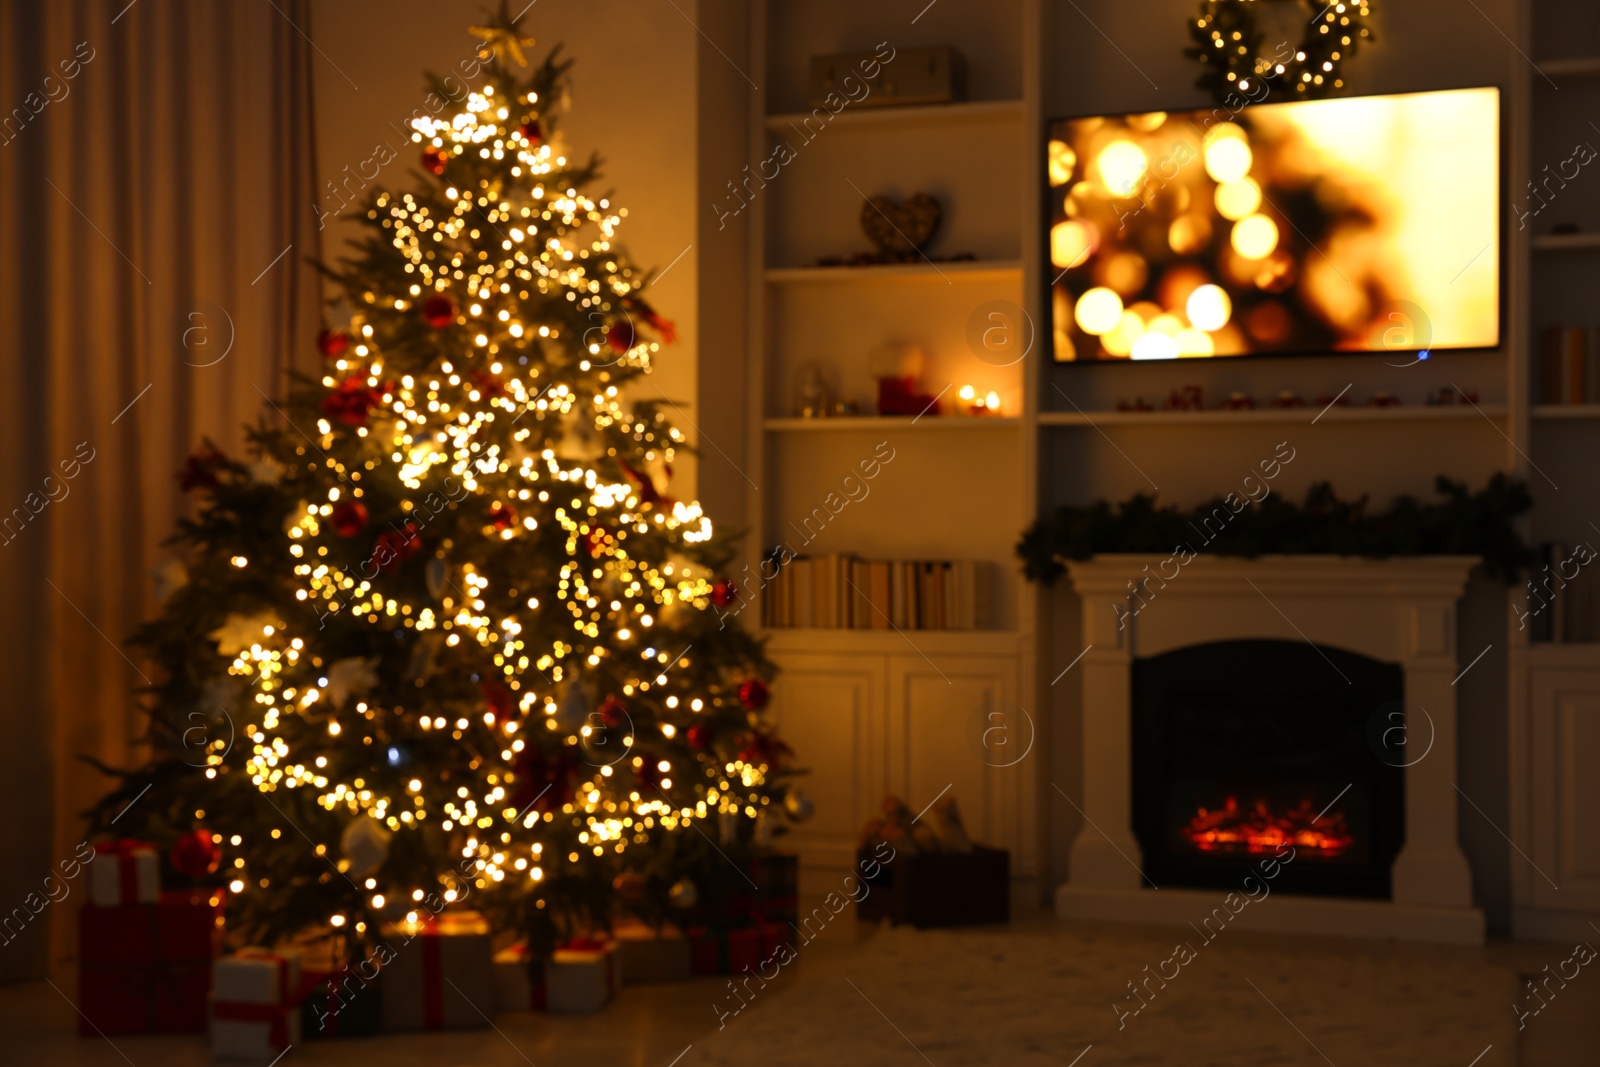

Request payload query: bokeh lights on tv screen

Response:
[1047,86,1500,362]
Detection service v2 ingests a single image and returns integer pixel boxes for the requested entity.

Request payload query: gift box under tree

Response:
[494,937,622,1012]
[211,946,302,1061]
[379,912,494,1031]
[86,839,159,907]
[692,851,800,929]
[299,964,384,1040]
[77,888,220,1035]
[688,921,790,976]
[613,920,691,985]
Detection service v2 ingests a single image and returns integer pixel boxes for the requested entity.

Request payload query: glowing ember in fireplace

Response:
[1181,796,1354,856]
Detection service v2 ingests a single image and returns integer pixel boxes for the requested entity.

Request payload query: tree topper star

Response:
[469,15,535,68]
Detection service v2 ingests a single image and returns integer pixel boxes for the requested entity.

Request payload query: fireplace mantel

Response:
[1056,554,1485,943]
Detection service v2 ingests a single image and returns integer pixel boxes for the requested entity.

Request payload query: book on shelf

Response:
[1527,540,1600,643]
[1538,326,1595,405]
[761,552,992,630]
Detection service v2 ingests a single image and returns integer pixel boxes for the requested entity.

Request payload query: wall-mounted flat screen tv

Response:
[1047,86,1500,361]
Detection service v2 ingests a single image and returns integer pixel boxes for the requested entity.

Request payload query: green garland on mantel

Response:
[1018,475,1534,586]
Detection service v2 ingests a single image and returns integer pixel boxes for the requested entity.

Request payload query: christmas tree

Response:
[88,8,790,957]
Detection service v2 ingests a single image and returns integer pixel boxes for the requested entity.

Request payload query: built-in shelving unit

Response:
[1507,0,1600,942]
[743,0,1041,887]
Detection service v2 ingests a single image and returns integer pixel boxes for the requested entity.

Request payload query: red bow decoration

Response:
[177,449,228,491]
[620,295,677,345]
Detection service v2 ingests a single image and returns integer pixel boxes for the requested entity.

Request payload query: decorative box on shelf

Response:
[211,947,302,1061]
[378,912,494,1031]
[808,45,965,109]
[856,845,1009,928]
[78,888,221,1035]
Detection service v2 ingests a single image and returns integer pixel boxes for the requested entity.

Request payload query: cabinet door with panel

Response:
[1529,668,1600,911]
[764,651,887,869]
[885,653,1033,875]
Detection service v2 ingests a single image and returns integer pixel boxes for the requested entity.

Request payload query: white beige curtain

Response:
[0,0,320,979]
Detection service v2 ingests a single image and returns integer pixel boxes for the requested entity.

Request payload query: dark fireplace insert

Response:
[1131,639,1404,899]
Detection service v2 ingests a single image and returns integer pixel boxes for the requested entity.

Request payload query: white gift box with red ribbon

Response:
[494,938,620,1013]
[87,840,159,907]
[211,947,302,1061]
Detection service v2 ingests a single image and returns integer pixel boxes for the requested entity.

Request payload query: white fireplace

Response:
[1056,554,1484,944]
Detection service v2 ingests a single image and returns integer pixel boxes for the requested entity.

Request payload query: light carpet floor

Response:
[684,920,1518,1067]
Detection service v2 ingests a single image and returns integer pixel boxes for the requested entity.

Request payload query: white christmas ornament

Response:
[248,456,282,484]
[325,656,380,709]
[340,815,392,878]
[209,612,277,656]
[151,557,189,605]
[784,788,814,823]
[668,877,698,910]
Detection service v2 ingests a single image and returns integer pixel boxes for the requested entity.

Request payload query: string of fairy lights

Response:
[214,62,770,934]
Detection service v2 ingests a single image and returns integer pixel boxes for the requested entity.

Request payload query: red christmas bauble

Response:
[489,501,516,531]
[686,722,713,750]
[170,829,221,878]
[711,579,739,608]
[422,294,456,328]
[519,120,543,145]
[421,147,448,175]
[374,522,422,572]
[583,527,607,558]
[597,696,627,728]
[317,328,350,358]
[331,500,368,537]
[320,377,382,427]
[738,678,770,711]
[612,869,647,905]
[606,321,637,353]
[482,680,513,723]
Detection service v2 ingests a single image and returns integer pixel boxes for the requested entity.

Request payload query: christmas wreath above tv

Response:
[1018,475,1532,585]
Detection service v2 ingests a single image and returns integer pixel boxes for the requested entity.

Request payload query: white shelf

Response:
[1527,642,1600,667]
[1536,56,1600,81]
[762,626,1021,657]
[764,259,1023,284]
[765,416,1020,432]
[1038,404,1507,427]
[1532,404,1600,420]
[1531,232,1600,253]
[764,98,1023,132]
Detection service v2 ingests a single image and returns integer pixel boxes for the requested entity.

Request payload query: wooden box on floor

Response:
[856,846,1009,928]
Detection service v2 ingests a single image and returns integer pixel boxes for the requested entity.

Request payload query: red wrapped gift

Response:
[87,838,159,907]
[77,889,220,1035]
[379,912,493,1031]
[212,947,302,1060]
[688,922,790,976]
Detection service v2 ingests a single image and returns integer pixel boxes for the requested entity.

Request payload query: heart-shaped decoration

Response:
[860,192,941,258]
